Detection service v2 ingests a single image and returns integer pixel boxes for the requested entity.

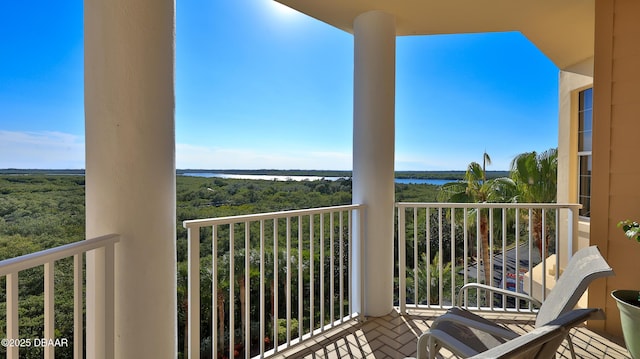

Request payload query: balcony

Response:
[269,309,629,359]
[1,202,628,358]
[66,1,640,356]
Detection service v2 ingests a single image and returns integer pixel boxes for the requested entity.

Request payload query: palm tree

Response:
[404,251,452,305]
[177,261,189,356]
[260,246,289,350]
[214,254,230,353]
[438,153,514,285]
[482,151,491,184]
[510,148,558,257]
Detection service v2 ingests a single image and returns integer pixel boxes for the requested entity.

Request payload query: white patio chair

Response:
[418,246,613,359]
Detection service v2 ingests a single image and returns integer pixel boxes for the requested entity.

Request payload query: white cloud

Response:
[0,131,85,169]
[177,143,351,170]
[0,132,352,170]
[2,131,499,171]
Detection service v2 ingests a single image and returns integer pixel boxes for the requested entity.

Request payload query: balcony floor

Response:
[270,308,631,359]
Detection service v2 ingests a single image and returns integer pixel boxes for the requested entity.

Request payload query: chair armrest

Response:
[457,282,542,308]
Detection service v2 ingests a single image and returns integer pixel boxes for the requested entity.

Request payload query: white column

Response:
[84,0,176,357]
[352,10,396,317]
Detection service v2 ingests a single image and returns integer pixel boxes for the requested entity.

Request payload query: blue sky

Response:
[0,1,559,171]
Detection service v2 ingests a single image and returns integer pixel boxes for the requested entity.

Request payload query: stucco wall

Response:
[557,71,592,269]
[590,0,640,338]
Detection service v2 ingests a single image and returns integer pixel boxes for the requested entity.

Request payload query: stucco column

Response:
[590,0,640,338]
[353,10,396,317]
[84,0,176,357]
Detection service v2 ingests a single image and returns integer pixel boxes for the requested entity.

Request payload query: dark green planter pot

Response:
[612,290,640,359]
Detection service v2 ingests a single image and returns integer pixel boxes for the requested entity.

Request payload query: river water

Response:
[181,172,454,186]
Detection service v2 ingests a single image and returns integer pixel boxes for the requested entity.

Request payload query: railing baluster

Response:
[346,210,351,318]
[425,207,431,309]
[212,225,218,359]
[273,219,279,352]
[319,212,325,332]
[285,217,291,346]
[245,221,250,359]
[501,208,507,311]
[339,211,344,322]
[329,212,335,325]
[451,207,456,306]
[397,207,406,314]
[358,207,365,320]
[476,208,481,306]
[541,209,547,301]
[309,214,315,336]
[104,243,116,359]
[44,261,55,359]
[555,209,560,281]
[74,254,83,359]
[7,272,19,359]
[569,206,577,257]
[259,220,265,357]
[528,208,534,311]
[187,226,200,359]
[298,215,303,339]
[515,209,520,311]
[462,208,468,307]
[413,207,418,308]
[104,240,115,359]
[438,207,443,307]
[229,224,235,359]
[489,207,494,310]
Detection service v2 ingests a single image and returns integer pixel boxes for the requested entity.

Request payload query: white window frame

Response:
[577,87,592,219]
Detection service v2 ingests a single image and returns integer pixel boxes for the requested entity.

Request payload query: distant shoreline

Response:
[0,168,510,180]
[178,169,510,180]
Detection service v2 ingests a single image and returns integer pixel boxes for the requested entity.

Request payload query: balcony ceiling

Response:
[275,0,595,75]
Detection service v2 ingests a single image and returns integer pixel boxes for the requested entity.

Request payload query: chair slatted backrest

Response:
[535,246,613,327]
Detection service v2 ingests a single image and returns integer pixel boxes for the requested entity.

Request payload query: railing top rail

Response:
[0,233,120,277]
[395,202,581,210]
[183,203,365,229]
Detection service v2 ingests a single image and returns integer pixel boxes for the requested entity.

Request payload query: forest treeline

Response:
[0,174,440,358]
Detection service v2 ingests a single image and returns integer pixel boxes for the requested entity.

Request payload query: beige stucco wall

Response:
[590,0,640,338]
[557,71,592,269]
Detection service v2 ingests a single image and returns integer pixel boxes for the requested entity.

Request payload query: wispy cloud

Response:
[177,143,351,170]
[0,132,353,170]
[0,131,85,169]
[4,132,501,171]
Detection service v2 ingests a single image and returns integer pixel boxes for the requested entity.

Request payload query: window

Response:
[578,88,592,217]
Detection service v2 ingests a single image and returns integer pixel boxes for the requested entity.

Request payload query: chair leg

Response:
[428,336,441,359]
[416,333,428,359]
[565,333,577,359]
[416,333,440,359]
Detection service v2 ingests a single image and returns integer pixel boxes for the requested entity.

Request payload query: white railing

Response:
[183,204,365,359]
[0,234,119,359]
[396,203,580,314]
